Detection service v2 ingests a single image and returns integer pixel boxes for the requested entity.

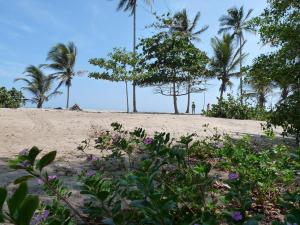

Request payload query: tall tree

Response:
[46,42,77,109]
[138,30,208,114]
[117,0,153,113]
[171,9,208,113]
[89,48,138,113]
[219,6,254,104]
[251,0,300,145]
[244,67,274,108]
[15,65,61,108]
[210,34,246,101]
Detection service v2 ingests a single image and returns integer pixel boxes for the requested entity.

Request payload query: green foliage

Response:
[14,65,61,108]
[268,92,300,146]
[203,94,269,120]
[250,0,299,144]
[2,124,299,224]
[0,183,39,225]
[0,87,24,108]
[209,34,246,100]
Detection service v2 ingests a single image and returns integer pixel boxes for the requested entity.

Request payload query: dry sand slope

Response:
[0,108,276,186]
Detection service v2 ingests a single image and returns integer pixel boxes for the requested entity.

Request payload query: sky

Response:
[0,0,273,113]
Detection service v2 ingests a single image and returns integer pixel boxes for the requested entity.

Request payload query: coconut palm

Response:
[218,6,254,104]
[210,34,246,101]
[46,42,77,109]
[171,9,208,42]
[15,65,61,108]
[117,0,153,112]
[244,77,274,108]
[171,9,208,113]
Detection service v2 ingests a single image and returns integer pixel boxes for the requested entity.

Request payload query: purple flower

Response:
[143,137,153,145]
[87,154,99,162]
[112,134,121,144]
[216,142,224,148]
[48,175,57,181]
[37,179,43,185]
[31,210,49,225]
[19,160,30,167]
[19,148,29,156]
[86,170,96,177]
[231,211,243,221]
[228,172,239,180]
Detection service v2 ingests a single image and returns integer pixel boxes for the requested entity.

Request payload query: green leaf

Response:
[8,182,28,216]
[36,151,57,171]
[130,199,147,208]
[14,175,35,185]
[0,187,7,210]
[16,195,39,225]
[28,146,41,164]
[97,191,109,201]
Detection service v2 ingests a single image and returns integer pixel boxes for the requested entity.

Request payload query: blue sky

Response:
[0,0,272,112]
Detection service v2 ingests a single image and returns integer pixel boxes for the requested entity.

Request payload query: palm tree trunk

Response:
[37,100,43,108]
[185,82,191,113]
[132,4,137,113]
[220,82,225,101]
[258,93,265,108]
[125,81,129,113]
[173,82,179,114]
[239,35,243,105]
[281,86,289,100]
[66,85,70,109]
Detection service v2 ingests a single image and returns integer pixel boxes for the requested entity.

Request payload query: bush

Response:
[268,92,300,146]
[0,123,298,225]
[0,87,24,108]
[203,94,269,120]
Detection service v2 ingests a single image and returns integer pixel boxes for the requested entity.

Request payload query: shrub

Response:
[268,92,300,146]
[0,123,298,224]
[203,94,269,120]
[0,87,24,108]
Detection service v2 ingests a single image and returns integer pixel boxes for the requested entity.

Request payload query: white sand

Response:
[0,108,277,186]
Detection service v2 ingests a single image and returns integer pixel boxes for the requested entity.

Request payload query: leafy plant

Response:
[0,87,24,108]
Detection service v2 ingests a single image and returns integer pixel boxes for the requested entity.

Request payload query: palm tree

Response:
[210,34,246,101]
[172,9,208,41]
[15,65,61,108]
[218,6,254,104]
[46,42,77,109]
[171,9,208,113]
[244,78,274,108]
[117,0,153,112]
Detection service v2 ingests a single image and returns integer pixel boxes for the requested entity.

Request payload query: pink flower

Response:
[143,137,153,145]
[48,175,57,181]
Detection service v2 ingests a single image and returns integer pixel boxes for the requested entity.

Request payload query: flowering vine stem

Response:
[29,171,104,225]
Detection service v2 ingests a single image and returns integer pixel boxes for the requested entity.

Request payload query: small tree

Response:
[0,87,24,108]
[138,31,208,114]
[89,48,138,113]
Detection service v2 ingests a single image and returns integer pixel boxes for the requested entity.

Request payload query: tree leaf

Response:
[14,175,35,185]
[16,195,39,225]
[28,146,41,164]
[8,182,28,216]
[36,151,57,171]
[0,187,7,210]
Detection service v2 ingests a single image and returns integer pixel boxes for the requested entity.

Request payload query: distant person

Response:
[207,103,210,112]
[192,102,196,114]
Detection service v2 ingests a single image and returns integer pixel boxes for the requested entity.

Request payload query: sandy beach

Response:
[0,108,277,187]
